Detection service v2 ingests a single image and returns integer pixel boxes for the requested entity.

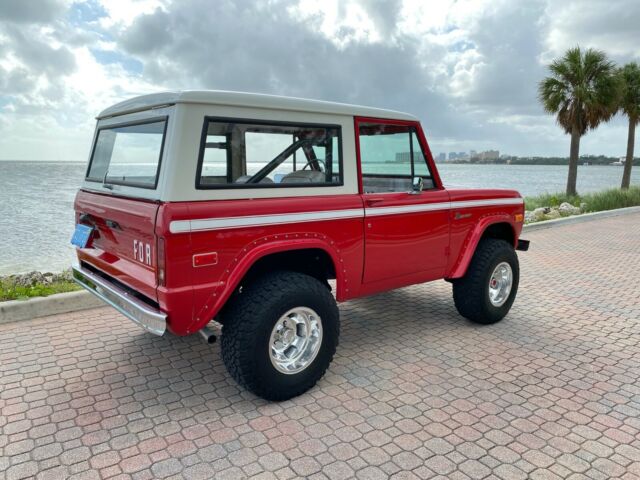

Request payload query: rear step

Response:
[72,265,167,336]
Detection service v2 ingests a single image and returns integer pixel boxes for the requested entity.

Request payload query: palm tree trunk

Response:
[566,126,580,196]
[621,120,636,189]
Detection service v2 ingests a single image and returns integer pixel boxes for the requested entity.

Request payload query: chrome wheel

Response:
[488,262,513,307]
[269,307,323,375]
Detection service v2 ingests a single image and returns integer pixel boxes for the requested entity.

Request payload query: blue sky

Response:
[68,0,107,25]
[0,0,639,161]
[90,49,144,74]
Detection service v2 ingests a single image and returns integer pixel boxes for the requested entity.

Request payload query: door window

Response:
[358,123,433,193]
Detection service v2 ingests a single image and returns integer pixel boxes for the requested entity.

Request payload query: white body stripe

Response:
[364,202,449,217]
[169,198,523,233]
[450,198,524,209]
[170,208,365,233]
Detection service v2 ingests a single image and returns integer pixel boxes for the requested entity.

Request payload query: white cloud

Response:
[542,0,640,61]
[97,0,167,28]
[0,0,639,161]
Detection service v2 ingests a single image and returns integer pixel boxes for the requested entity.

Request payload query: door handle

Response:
[366,198,384,206]
[105,219,121,230]
[79,213,94,226]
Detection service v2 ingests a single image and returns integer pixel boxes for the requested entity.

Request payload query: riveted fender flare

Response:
[446,215,518,279]
[188,236,344,333]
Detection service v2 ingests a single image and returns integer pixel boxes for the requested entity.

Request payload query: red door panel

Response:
[362,190,450,283]
[355,116,451,286]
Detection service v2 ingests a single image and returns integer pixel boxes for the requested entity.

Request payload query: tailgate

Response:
[74,190,160,302]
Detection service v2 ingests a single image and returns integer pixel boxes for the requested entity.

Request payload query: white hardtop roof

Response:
[97,90,418,121]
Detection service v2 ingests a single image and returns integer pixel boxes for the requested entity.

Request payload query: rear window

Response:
[86,118,167,189]
[197,118,342,188]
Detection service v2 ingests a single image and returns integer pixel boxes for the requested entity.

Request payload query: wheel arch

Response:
[237,247,337,290]
[189,238,344,332]
[447,216,517,279]
[482,222,516,246]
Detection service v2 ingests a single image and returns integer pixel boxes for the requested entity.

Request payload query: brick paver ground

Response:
[2,213,640,480]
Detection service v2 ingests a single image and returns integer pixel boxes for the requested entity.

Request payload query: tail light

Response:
[157,237,166,286]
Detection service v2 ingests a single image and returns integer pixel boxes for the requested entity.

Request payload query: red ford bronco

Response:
[72,91,528,400]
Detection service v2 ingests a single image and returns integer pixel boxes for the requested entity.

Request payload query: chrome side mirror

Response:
[410,176,423,194]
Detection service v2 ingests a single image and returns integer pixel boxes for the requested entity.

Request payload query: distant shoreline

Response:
[437,157,640,167]
[2,158,638,166]
[443,160,640,166]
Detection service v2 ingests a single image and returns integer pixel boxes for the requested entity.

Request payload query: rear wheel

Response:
[452,238,519,324]
[220,271,339,401]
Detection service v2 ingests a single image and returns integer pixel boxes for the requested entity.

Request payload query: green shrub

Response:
[584,187,640,212]
[525,186,640,213]
[525,192,580,210]
[0,279,80,302]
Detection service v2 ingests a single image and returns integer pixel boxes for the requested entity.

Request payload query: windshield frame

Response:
[85,116,169,190]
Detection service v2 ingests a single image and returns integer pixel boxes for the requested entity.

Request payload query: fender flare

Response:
[447,214,517,279]
[188,234,344,333]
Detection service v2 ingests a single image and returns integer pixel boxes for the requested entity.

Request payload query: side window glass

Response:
[197,120,343,188]
[358,123,434,193]
[201,135,229,184]
[313,137,340,182]
[411,130,431,180]
[359,123,412,193]
[245,132,294,180]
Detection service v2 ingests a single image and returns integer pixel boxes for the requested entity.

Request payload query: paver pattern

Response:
[2,213,640,480]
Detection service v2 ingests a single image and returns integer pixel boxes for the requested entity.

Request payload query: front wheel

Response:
[452,238,519,324]
[220,271,339,401]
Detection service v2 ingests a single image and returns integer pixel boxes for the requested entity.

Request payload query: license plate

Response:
[71,224,93,248]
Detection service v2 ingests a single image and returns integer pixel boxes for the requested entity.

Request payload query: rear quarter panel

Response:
[158,195,365,335]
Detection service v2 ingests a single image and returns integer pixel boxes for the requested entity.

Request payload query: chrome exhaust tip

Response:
[199,327,217,344]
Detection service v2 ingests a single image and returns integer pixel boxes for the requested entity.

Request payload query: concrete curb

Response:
[2,205,639,326]
[0,290,104,325]
[523,205,640,232]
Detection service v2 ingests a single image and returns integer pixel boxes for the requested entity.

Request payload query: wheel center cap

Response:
[282,329,295,345]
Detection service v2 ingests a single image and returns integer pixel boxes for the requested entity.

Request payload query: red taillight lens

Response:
[157,237,166,286]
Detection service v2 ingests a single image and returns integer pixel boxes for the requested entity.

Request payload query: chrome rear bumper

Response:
[72,265,166,336]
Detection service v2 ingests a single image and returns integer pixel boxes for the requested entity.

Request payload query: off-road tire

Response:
[452,238,519,324]
[220,271,339,401]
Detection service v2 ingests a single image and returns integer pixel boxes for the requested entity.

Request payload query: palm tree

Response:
[539,47,620,196]
[618,62,640,189]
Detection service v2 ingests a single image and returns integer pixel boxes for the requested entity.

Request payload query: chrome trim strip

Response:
[168,198,523,233]
[72,265,166,336]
